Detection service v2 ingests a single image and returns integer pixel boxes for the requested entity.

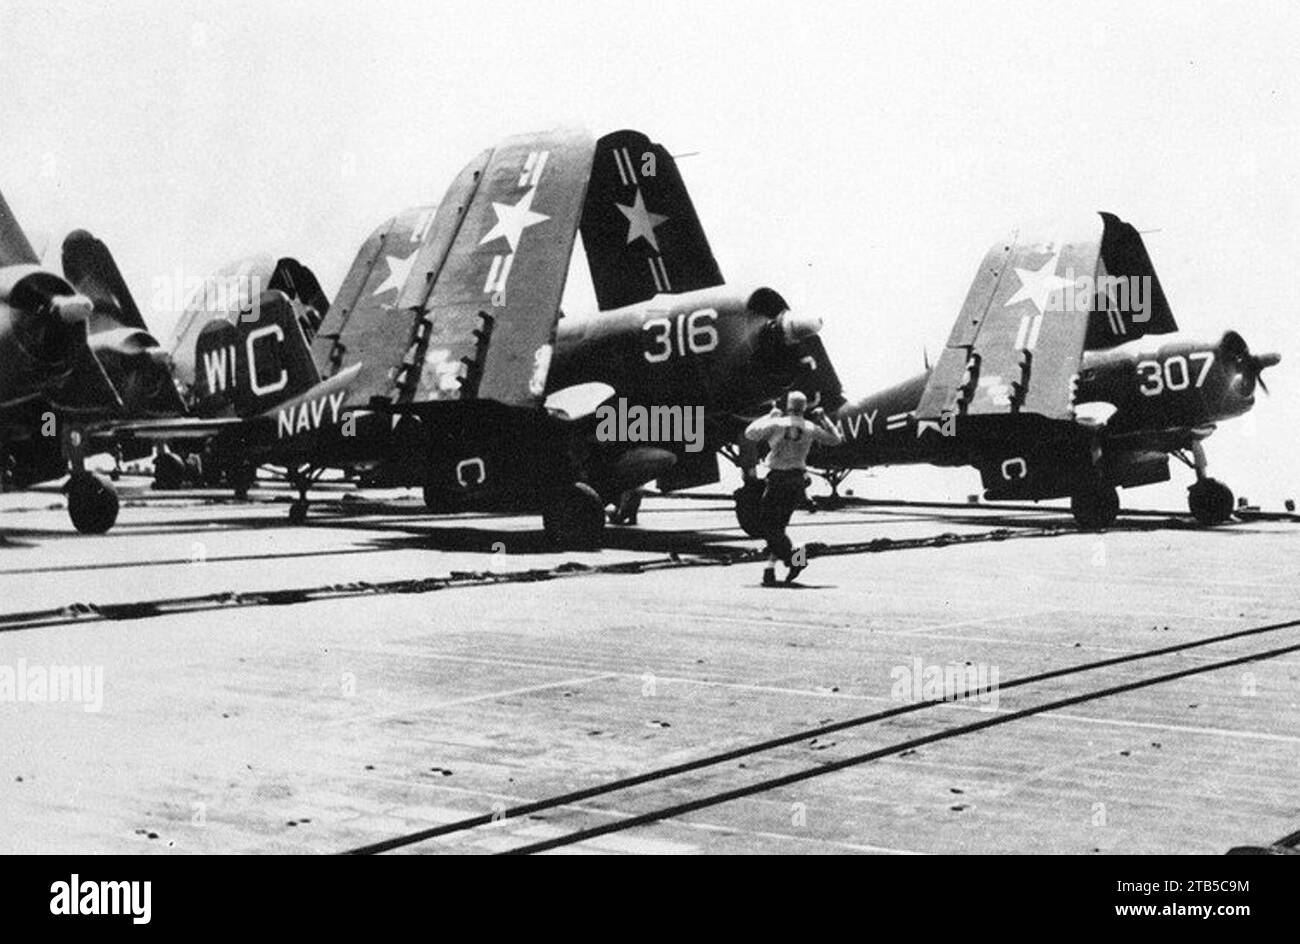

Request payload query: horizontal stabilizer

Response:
[544,381,615,421]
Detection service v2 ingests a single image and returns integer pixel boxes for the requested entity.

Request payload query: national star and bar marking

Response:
[478,152,555,302]
[478,186,550,253]
[616,188,669,252]
[372,250,417,297]
[1004,250,1071,315]
[613,186,672,291]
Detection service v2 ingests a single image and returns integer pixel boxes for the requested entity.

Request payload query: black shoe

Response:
[785,545,808,583]
[762,569,778,587]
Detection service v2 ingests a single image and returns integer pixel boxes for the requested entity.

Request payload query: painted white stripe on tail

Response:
[647,257,664,292]
[527,150,549,187]
[484,253,514,295]
[654,256,671,291]
[1026,312,1043,350]
[1013,314,1030,351]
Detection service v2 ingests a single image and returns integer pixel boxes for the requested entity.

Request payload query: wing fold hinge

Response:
[455,310,495,399]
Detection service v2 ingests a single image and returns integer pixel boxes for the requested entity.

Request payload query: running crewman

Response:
[743,390,843,586]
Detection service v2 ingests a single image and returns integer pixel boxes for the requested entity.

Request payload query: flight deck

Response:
[1,481,1296,854]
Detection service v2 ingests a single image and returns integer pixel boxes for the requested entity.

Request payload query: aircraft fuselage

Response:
[814,330,1273,501]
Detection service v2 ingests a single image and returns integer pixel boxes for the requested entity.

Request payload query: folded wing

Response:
[918,211,1177,422]
[315,128,596,411]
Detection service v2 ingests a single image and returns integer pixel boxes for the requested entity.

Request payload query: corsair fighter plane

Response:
[1,190,185,532]
[101,128,827,546]
[805,212,1278,528]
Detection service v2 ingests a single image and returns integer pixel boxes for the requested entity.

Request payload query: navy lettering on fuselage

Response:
[276,391,346,439]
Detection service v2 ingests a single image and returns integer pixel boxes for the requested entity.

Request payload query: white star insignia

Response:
[1004,251,1070,314]
[478,187,549,252]
[372,251,417,297]
[616,189,669,252]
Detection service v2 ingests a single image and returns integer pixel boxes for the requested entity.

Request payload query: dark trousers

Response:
[760,469,806,566]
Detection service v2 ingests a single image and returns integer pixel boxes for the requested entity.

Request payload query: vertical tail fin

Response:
[193,290,321,417]
[268,256,330,342]
[580,129,723,309]
[59,229,186,416]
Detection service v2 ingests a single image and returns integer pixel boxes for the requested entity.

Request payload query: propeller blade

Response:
[1246,351,1280,396]
[1254,353,1279,395]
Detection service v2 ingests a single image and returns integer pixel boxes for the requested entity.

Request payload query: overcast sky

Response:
[2,0,1296,505]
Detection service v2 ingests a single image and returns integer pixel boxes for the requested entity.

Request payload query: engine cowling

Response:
[0,265,92,406]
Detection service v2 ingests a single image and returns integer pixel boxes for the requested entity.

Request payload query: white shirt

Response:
[744,411,842,470]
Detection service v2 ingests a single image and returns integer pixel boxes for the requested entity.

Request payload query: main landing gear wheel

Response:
[1188,477,1234,526]
[1070,485,1119,530]
[153,450,187,490]
[543,482,604,549]
[67,472,119,534]
[231,465,257,500]
[607,489,643,526]
[734,479,764,538]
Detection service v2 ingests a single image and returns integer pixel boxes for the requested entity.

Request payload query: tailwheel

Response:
[67,472,120,534]
[287,466,320,525]
[543,482,604,549]
[1188,477,1234,526]
[734,478,764,538]
[1070,484,1119,530]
